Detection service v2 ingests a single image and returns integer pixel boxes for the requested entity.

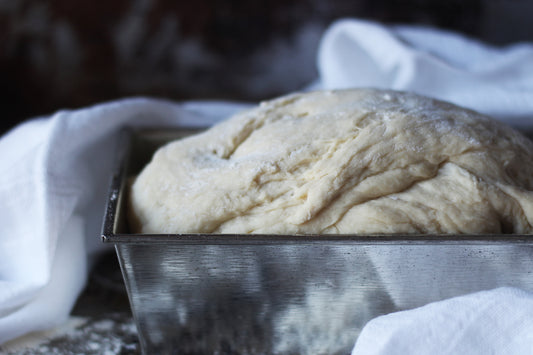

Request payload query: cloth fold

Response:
[317,19,533,128]
[352,287,533,355]
[0,98,249,344]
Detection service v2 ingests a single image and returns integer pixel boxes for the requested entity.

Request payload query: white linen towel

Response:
[0,99,248,344]
[352,287,533,355]
[317,19,533,128]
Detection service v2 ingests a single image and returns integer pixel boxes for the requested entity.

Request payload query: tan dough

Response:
[129,89,533,234]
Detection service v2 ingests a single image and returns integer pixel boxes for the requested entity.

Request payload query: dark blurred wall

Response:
[1,0,532,133]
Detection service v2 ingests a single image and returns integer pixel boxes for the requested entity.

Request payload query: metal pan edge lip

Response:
[102,232,533,245]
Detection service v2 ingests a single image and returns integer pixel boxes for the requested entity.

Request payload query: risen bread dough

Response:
[129,89,533,234]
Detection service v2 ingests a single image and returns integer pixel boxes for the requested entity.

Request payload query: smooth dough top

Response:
[129,89,533,234]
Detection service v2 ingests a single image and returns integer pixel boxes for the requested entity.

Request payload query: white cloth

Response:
[0,98,249,344]
[316,19,533,128]
[1,16,533,352]
[352,287,533,355]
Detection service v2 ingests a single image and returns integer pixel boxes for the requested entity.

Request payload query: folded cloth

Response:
[0,98,249,344]
[316,19,533,128]
[352,287,533,355]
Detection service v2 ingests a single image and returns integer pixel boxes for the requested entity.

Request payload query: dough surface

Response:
[129,89,533,234]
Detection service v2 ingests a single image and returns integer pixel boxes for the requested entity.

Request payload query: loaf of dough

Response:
[129,89,533,234]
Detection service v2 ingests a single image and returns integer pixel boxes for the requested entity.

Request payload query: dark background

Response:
[1,0,532,134]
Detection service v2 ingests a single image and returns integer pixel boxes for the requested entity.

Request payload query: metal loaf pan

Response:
[101,129,533,355]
